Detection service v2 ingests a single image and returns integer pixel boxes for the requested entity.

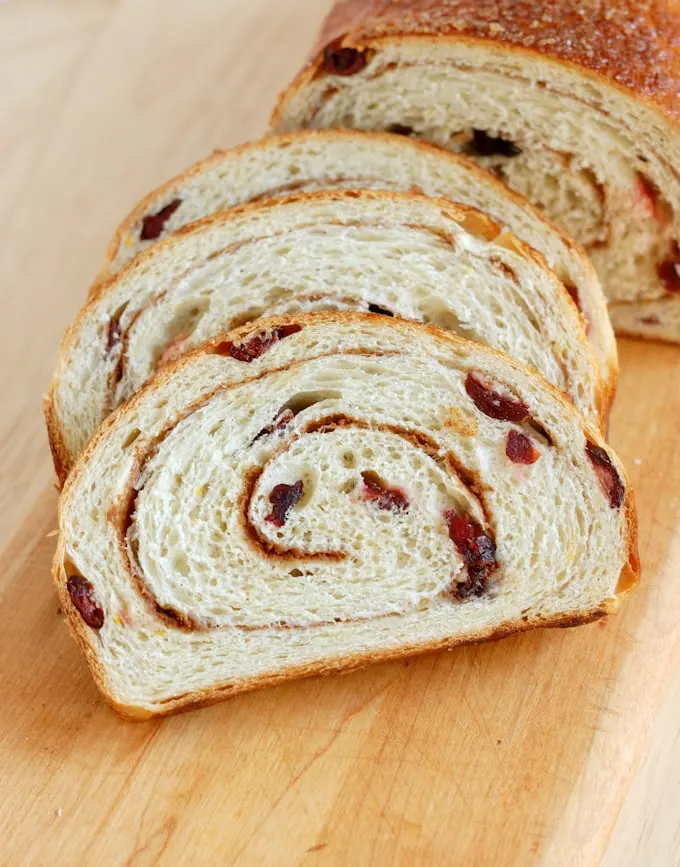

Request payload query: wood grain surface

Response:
[1,1,679,864]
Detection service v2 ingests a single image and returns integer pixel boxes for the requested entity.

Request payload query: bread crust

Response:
[52,310,639,719]
[273,0,680,126]
[44,385,71,487]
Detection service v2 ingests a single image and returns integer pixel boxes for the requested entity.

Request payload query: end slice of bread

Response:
[53,312,638,719]
[46,189,606,484]
[100,130,615,387]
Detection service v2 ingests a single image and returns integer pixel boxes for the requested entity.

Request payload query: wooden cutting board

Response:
[1,338,679,866]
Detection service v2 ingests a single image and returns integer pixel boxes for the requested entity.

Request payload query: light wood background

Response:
[1,2,679,864]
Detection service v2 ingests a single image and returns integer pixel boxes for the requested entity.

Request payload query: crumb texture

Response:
[54,313,634,715]
[51,190,603,477]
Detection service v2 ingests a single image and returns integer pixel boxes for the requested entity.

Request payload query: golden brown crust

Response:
[53,310,639,719]
[300,0,680,124]
[620,484,641,597]
[44,385,70,488]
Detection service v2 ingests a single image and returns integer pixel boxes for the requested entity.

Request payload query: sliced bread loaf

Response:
[46,190,606,483]
[271,0,680,343]
[101,130,614,387]
[53,312,638,718]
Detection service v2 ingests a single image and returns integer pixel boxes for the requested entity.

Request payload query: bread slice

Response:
[46,189,606,483]
[53,312,638,719]
[101,130,615,387]
[271,0,680,343]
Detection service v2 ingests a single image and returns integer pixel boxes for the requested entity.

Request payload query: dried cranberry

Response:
[139,198,182,241]
[586,442,625,509]
[218,323,302,362]
[253,409,294,442]
[640,314,661,325]
[465,372,529,423]
[657,243,680,293]
[67,576,105,630]
[323,39,369,76]
[506,429,540,464]
[386,124,414,136]
[265,480,304,527]
[361,471,409,512]
[367,303,394,316]
[444,511,497,598]
[466,130,521,158]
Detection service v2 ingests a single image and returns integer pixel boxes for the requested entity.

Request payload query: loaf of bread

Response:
[53,312,638,718]
[101,130,615,388]
[271,0,680,342]
[46,189,607,484]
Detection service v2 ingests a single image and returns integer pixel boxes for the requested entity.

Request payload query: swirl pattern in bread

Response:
[46,189,605,483]
[271,0,680,343]
[100,130,614,387]
[53,313,638,718]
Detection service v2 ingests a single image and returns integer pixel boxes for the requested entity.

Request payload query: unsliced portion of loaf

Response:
[53,312,638,719]
[101,130,614,386]
[271,0,680,342]
[46,190,606,483]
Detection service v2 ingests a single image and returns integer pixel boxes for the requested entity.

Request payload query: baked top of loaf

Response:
[100,130,615,388]
[46,189,606,483]
[302,0,680,122]
[53,312,638,718]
